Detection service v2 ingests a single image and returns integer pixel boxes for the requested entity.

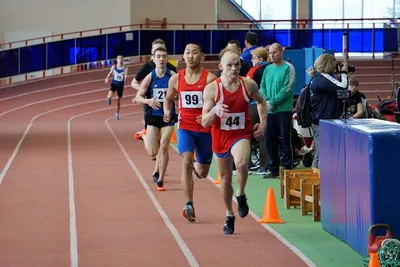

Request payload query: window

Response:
[312,0,396,29]
[312,0,344,29]
[242,0,261,20]
[363,0,395,28]
[260,0,292,29]
[344,0,363,29]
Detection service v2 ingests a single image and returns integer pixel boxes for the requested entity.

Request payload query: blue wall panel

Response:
[0,49,19,77]
[0,27,398,79]
[20,44,46,73]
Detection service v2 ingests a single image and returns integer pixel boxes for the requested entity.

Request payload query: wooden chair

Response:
[284,173,320,209]
[300,178,321,221]
[279,166,315,199]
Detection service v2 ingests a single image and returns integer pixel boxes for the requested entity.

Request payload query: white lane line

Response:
[104,113,200,267]
[67,105,138,267]
[0,85,132,117]
[0,95,136,185]
[0,67,219,102]
[0,63,143,90]
[116,112,317,267]
[0,74,137,102]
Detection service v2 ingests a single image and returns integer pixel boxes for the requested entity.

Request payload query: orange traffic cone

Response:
[170,129,177,143]
[368,253,381,267]
[258,188,284,224]
[213,173,221,184]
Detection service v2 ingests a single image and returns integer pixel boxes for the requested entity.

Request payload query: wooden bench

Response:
[300,178,321,222]
[279,167,316,199]
[284,173,320,209]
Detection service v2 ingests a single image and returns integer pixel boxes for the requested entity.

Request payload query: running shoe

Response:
[182,204,196,222]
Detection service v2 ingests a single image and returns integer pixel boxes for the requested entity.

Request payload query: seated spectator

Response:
[343,76,365,119]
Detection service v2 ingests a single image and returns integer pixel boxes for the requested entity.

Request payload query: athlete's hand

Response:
[164,110,171,123]
[196,115,202,124]
[253,123,266,141]
[147,97,161,110]
[215,104,230,118]
[104,78,108,84]
[132,97,137,104]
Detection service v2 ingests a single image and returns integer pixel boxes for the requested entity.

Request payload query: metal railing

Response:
[0,19,398,85]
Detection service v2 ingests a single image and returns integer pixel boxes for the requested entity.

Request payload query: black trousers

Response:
[266,111,294,174]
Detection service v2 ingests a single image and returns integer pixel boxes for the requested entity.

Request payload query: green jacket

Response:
[260,61,296,114]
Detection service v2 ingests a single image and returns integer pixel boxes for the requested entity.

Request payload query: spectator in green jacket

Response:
[260,42,296,178]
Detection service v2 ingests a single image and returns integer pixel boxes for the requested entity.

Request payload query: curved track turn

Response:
[0,63,311,267]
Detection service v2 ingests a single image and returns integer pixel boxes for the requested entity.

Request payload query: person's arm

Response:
[163,73,178,122]
[131,64,150,91]
[124,66,129,83]
[202,82,226,128]
[319,72,348,93]
[353,102,364,118]
[104,65,115,83]
[244,78,267,140]
[259,67,268,100]
[269,64,296,106]
[135,73,160,110]
[352,95,364,118]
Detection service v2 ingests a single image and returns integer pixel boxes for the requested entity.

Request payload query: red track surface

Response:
[0,63,310,267]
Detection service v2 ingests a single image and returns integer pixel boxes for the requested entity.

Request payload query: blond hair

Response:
[307,54,337,77]
[251,47,269,61]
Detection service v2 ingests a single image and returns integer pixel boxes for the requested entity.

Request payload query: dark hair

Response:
[349,76,359,86]
[245,32,258,46]
[185,42,203,52]
[153,47,167,55]
[227,39,241,48]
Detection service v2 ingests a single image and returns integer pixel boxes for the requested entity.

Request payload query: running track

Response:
[0,62,312,267]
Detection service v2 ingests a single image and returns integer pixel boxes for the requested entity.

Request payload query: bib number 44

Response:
[221,112,245,130]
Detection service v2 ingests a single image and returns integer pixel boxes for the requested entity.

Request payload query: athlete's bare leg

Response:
[116,97,121,114]
[158,126,174,183]
[181,152,195,203]
[107,90,113,105]
[141,126,160,157]
[215,139,251,235]
[230,139,251,197]
[193,161,211,178]
[215,155,235,216]
[154,153,160,173]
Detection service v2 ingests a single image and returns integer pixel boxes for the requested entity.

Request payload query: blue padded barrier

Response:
[320,119,400,256]
[319,119,347,243]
